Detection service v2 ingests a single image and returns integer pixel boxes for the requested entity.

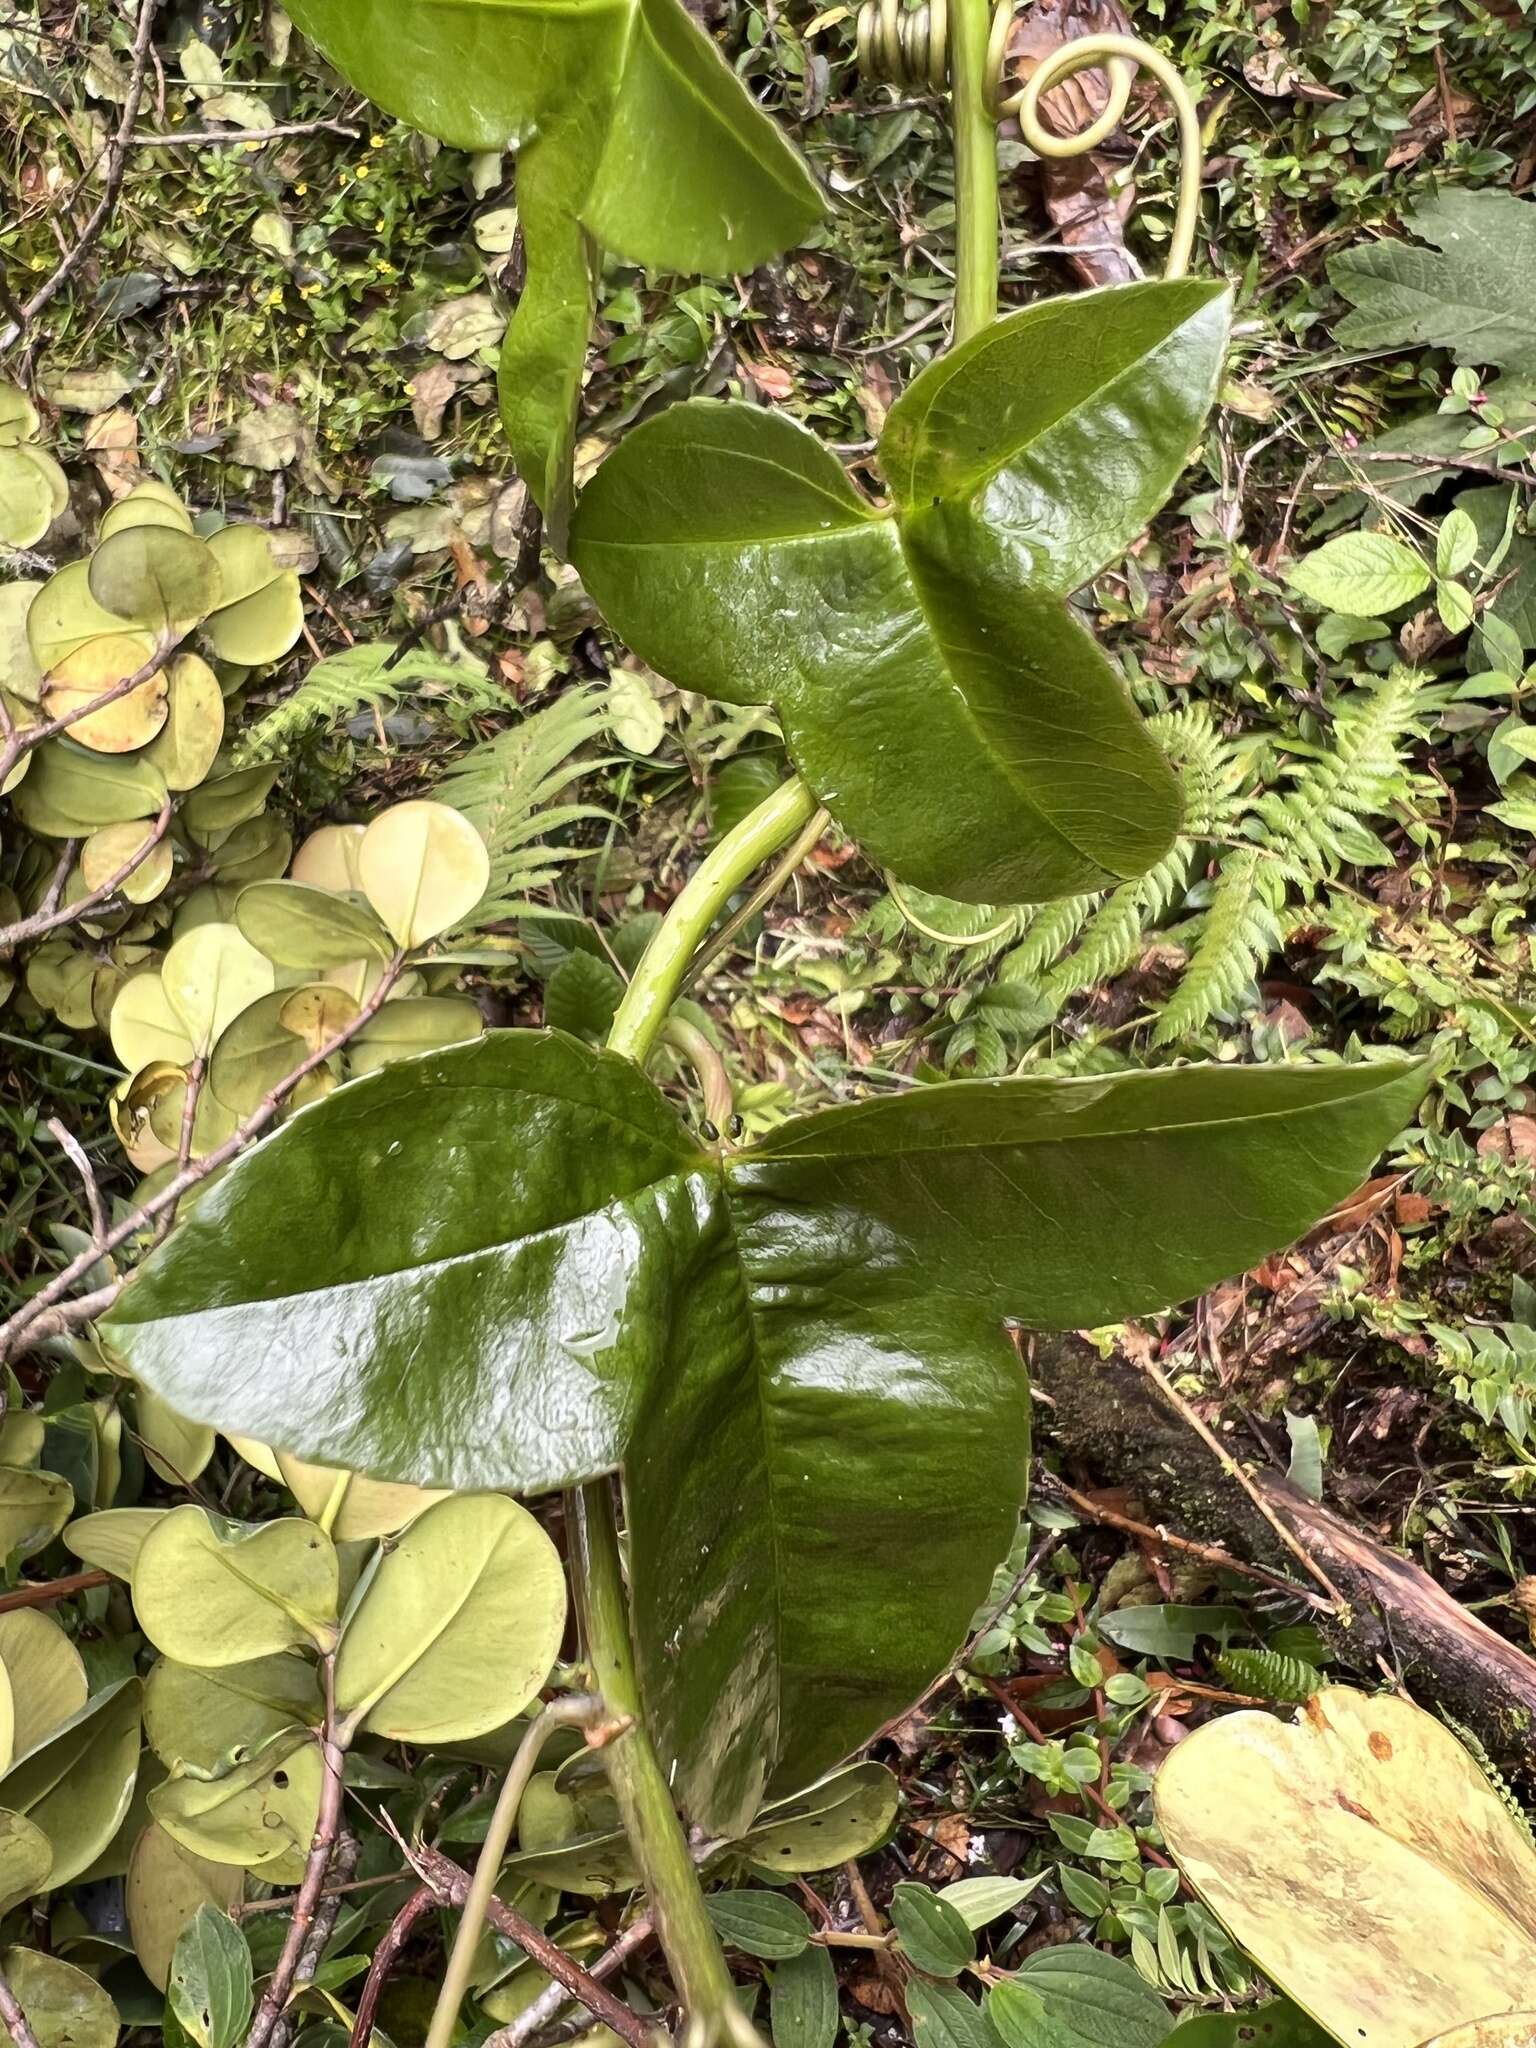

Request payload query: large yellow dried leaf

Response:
[1154,1687,1536,2048]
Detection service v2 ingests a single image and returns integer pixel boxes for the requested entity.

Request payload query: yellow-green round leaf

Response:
[132,1507,339,1665]
[1418,2024,1536,2048]
[0,1810,52,1916]
[0,447,61,549]
[11,738,167,835]
[290,824,365,892]
[0,1613,87,1761]
[0,386,38,449]
[0,1678,141,1889]
[182,762,278,843]
[126,1822,244,1993]
[40,635,168,753]
[110,975,196,1072]
[743,1761,900,1874]
[137,1385,216,1487]
[27,559,155,676]
[100,481,195,539]
[346,994,484,1076]
[204,527,303,664]
[274,1456,448,1542]
[88,526,219,638]
[26,942,100,1032]
[149,1727,320,1881]
[226,1437,284,1482]
[80,819,173,905]
[160,923,275,1056]
[207,988,327,1116]
[144,1652,321,1780]
[0,584,43,703]
[143,653,224,790]
[334,1493,564,1744]
[277,984,359,1054]
[201,812,292,887]
[64,1507,169,1582]
[234,879,394,968]
[357,800,489,949]
[0,1469,74,1563]
[1155,1686,1536,2048]
[0,1947,119,2048]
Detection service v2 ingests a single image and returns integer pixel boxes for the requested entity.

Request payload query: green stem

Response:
[607,775,818,1067]
[571,1483,738,2020]
[949,0,999,342]
[567,775,824,2028]
[425,1697,603,2048]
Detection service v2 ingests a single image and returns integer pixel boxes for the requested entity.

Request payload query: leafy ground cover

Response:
[3,0,1536,2042]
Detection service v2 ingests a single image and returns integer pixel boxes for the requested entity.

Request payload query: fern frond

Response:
[1000,895,1097,981]
[1255,666,1427,893]
[1215,1648,1322,1703]
[1153,847,1286,1045]
[235,643,504,763]
[435,686,614,924]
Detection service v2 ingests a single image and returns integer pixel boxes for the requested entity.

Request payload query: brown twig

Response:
[0,952,408,1364]
[3,0,161,350]
[270,1828,361,2048]
[0,1570,109,1614]
[406,1842,654,2048]
[348,1886,437,2048]
[1041,1476,1329,1606]
[0,1960,43,2048]
[0,796,175,954]
[483,1918,656,2048]
[246,1659,347,2048]
[45,1119,108,1246]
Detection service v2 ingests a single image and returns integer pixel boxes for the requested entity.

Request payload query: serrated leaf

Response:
[169,1905,253,2048]
[1287,533,1432,616]
[1331,190,1536,370]
[938,1875,1046,1931]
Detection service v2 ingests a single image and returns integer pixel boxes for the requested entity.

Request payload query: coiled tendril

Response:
[853,7,1202,279]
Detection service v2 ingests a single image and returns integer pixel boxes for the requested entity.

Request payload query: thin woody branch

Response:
[0,795,175,954]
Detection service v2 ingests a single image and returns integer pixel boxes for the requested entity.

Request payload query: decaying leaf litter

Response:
[3,0,1536,2044]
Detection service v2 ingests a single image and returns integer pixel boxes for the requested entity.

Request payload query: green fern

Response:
[1215,1648,1322,1703]
[235,642,507,763]
[435,685,614,924]
[1153,848,1287,1046]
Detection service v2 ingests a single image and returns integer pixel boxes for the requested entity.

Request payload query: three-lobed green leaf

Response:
[571,281,1230,903]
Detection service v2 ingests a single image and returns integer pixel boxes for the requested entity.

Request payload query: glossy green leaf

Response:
[132,1507,339,1665]
[0,1811,51,1916]
[150,1728,321,1882]
[284,0,821,541]
[769,1941,837,2048]
[126,1824,244,1994]
[890,1882,977,1978]
[705,1891,812,1960]
[108,1033,1427,1830]
[0,1948,119,2048]
[0,1679,141,1889]
[169,1905,254,2048]
[234,879,394,968]
[333,1492,566,1744]
[988,1950,1169,2048]
[572,281,1228,901]
[144,1654,323,1777]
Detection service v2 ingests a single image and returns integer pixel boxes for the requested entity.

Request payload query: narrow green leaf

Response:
[908,1978,1000,2048]
[938,1875,1046,1931]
